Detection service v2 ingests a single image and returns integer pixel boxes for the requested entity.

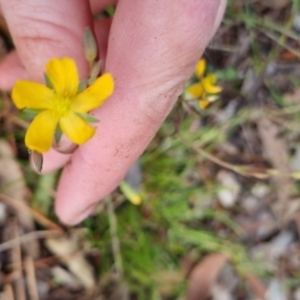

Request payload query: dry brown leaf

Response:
[0,141,29,225]
[3,284,14,300]
[245,274,266,300]
[51,266,82,290]
[155,271,184,297]
[45,232,96,290]
[24,256,39,300]
[257,118,294,222]
[283,88,300,105]
[186,252,228,300]
[0,140,39,258]
[257,118,290,174]
[260,0,290,9]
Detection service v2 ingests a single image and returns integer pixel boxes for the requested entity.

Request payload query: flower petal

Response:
[186,83,203,98]
[25,110,59,153]
[12,80,53,109]
[195,59,206,78]
[199,99,210,109]
[202,74,222,94]
[59,112,96,145]
[46,58,79,97]
[71,73,114,113]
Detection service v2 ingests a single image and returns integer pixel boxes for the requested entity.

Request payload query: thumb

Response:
[54,0,226,224]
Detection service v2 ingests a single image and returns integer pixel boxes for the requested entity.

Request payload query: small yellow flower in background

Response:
[119,181,142,205]
[12,57,114,153]
[185,59,222,109]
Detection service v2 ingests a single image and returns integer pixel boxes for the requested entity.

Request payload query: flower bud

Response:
[30,150,43,173]
[83,28,98,63]
[119,181,142,205]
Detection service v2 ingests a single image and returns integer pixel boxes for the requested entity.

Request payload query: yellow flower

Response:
[186,59,222,109]
[12,57,114,153]
[119,181,142,205]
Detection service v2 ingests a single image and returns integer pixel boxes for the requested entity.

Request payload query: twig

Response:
[0,193,63,231]
[244,274,266,300]
[7,113,29,129]
[3,284,14,300]
[0,230,63,253]
[192,144,271,178]
[31,255,59,268]
[30,207,63,231]
[195,146,248,175]
[294,212,300,241]
[2,270,22,285]
[191,143,300,181]
[25,256,39,300]
[11,220,26,300]
[106,196,124,277]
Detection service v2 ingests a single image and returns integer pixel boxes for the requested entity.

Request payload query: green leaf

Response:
[44,73,54,89]
[79,113,99,123]
[34,172,57,214]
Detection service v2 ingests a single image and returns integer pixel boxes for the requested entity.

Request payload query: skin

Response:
[0,0,226,224]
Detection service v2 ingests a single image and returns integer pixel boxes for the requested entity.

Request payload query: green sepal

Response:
[23,108,40,115]
[105,6,115,16]
[79,113,99,123]
[44,73,54,89]
[78,79,88,93]
[54,127,63,144]
[88,60,102,85]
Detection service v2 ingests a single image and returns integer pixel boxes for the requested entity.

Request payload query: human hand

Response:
[0,0,226,224]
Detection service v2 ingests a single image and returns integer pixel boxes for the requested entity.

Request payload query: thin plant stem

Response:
[106,196,124,278]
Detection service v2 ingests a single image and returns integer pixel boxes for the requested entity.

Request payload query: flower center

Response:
[50,95,72,117]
